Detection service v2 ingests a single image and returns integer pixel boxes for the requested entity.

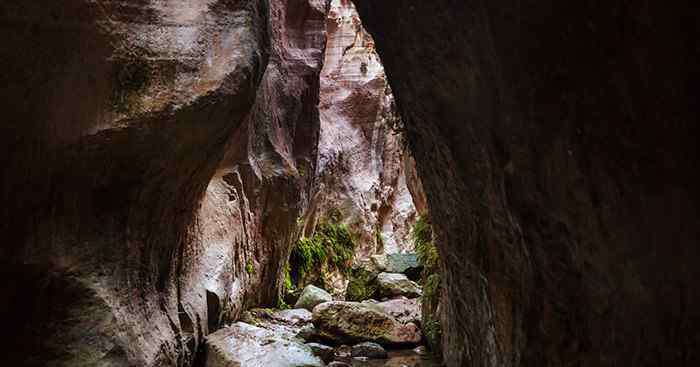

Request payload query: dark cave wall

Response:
[0,0,328,366]
[353,1,700,366]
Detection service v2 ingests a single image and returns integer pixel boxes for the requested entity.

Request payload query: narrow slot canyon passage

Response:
[1,1,698,367]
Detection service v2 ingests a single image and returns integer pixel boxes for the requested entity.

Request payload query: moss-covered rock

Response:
[345,267,378,302]
[311,301,421,346]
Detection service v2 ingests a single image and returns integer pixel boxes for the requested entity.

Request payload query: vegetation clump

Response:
[288,210,356,286]
[411,215,443,353]
[345,267,378,302]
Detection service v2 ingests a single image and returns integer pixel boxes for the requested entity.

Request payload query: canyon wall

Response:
[0,0,327,365]
[354,1,700,366]
[312,0,418,261]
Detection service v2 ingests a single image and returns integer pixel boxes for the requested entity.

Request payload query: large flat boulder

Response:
[312,301,421,346]
[377,273,422,299]
[240,308,314,341]
[204,322,323,367]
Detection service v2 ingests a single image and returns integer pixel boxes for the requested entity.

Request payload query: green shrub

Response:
[412,215,443,353]
[413,215,439,274]
[345,268,378,302]
[289,212,356,285]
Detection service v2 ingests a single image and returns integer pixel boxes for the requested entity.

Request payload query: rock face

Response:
[204,322,323,367]
[312,301,422,346]
[376,273,422,299]
[310,0,419,260]
[354,1,700,366]
[0,0,328,366]
[295,284,334,310]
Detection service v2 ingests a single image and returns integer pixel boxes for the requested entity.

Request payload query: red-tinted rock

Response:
[0,0,329,365]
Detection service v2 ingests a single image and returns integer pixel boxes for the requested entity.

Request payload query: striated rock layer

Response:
[310,0,419,261]
[0,0,328,366]
[354,1,700,366]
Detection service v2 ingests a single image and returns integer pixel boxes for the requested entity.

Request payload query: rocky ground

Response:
[202,267,438,367]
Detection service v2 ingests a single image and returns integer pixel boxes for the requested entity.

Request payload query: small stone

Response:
[351,341,388,359]
[413,345,428,355]
[333,344,352,362]
[296,323,317,341]
[327,362,351,367]
[295,285,333,311]
[306,342,334,363]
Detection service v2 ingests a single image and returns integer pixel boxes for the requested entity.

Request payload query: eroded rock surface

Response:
[0,0,329,365]
[310,0,419,262]
[354,1,700,366]
[375,298,421,325]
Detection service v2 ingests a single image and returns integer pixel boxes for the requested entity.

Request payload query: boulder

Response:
[305,343,334,363]
[351,342,388,359]
[377,273,422,298]
[295,285,333,311]
[376,297,422,325]
[312,301,422,346]
[204,322,323,367]
[240,308,318,343]
[386,253,421,274]
[370,255,388,272]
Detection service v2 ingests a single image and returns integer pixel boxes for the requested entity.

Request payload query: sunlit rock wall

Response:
[312,0,419,264]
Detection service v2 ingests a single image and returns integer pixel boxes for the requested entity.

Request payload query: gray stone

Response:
[204,322,323,367]
[351,341,388,359]
[305,342,334,363]
[295,285,333,311]
[386,253,420,274]
[376,272,422,298]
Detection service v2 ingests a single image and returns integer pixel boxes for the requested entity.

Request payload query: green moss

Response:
[412,216,443,353]
[422,273,442,351]
[413,215,439,274]
[283,264,293,292]
[276,296,291,310]
[374,226,384,252]
[111,56,152,113]
[289,210,356,286]
[345,268,378,302]
[245,259,255,275]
